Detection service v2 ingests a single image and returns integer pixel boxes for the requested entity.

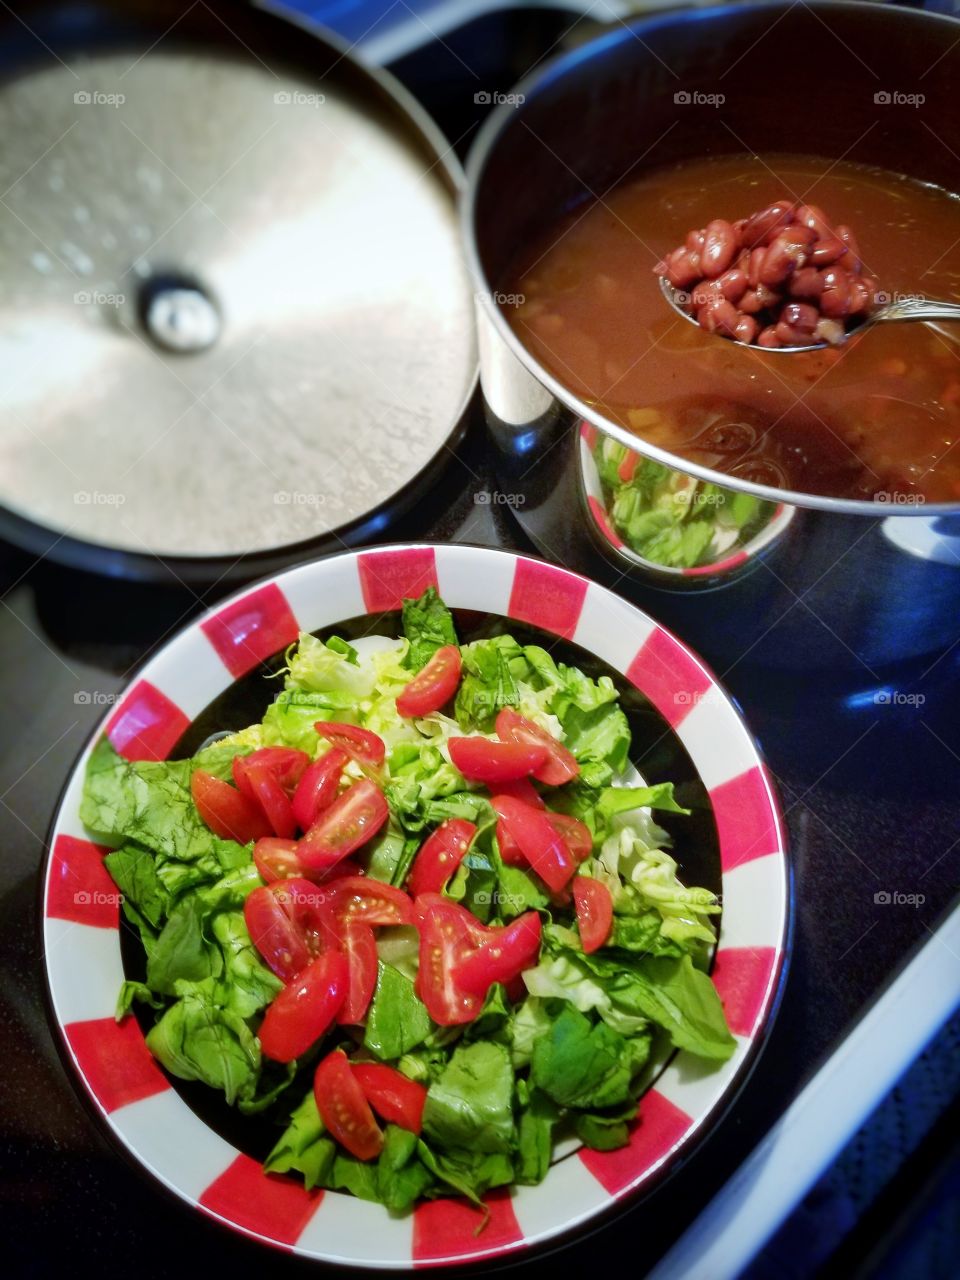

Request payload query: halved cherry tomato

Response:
[617,450,639,484]
[413,893,485,1025]
[253,836,304,883]
[291,747,347,832]
[495,709,579,787]
[298,779,390,872]
[491,795,575,892]
[448,737,548,784]
[322,875,414,927]
[237,747,310,794]
[335,922,378,1024]
[351,1062,427,1134]
[548,813,593,862]
[233,755,298,838]
[314,1049,384,1161]
[408,819,476,897]
[573,876,613,953]
[396,645,462,718]
[493,776,545,808]
[244,877,333,980]
[191,770,272,845]
[453,912,542,999]
[258,951,348,1062]
[314,722,385,770]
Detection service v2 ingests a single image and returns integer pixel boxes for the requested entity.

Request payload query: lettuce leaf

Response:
[402,587,457,671]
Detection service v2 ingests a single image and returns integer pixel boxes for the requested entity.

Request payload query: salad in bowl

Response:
[80,587,733,1217]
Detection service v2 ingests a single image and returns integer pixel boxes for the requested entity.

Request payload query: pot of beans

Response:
[462,0,960,670]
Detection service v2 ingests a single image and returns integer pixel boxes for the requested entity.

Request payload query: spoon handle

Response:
[875,297,960,324]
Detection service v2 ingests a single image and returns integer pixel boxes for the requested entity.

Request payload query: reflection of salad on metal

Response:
[593,435,779,570]
[80,590,733,1223]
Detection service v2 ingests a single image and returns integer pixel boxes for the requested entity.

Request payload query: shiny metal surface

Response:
[659,274,960,355]
[0,1,476,563]
[462,1,960,667]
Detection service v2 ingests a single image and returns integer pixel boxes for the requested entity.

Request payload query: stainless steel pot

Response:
[463,0,960,672]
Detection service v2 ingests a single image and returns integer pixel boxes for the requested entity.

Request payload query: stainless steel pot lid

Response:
[0,1,476,566]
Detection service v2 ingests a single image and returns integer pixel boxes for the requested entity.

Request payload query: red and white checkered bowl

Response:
[43,544,789,1268]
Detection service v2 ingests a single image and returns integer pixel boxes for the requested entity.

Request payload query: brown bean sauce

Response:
[501,154,960,502]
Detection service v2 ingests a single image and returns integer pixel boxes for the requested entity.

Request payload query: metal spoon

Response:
[659,275,960,353]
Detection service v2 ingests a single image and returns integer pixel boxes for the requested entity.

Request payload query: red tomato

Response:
[323,875,414,927]
[291,747,347,832]
[495,819,526,866]
[243,877,333,980]
[408,819,476,897]
[298,779,390,872]
[233,755,298,838]
[314,722,385,769]
[495,709,580,787]
[413,893,485,1025]
[547,813,593,862]
[493,776,545,808]
[490,795,575,892]
[396,645,463,718]
[351,1062,427,1134]
[191,770,272,845]
[617,450,639,484]
[253,836,304,882]
[238,747,311,793]
[573,876,613,953]
[335,922,378,1024]
[448,737,548,784]
[258,951,348,1062]
[314,1049,384,1161]
[454,912,542,998]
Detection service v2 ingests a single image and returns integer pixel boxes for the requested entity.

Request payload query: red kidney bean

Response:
[665,247,701,288]
[733,314,758,344]
[715,267,748,302]
[848,277,871,314]
[789,267,826,298]
[732,217,749,246]
[690,279,726,309]
[701,219,738,278]
[834,225,862,273]
[796,203,832,238]
[746,248,767,289]
[686,228,705,253]
[741,201,796,248]
[774,319,818,346]
[759,228,813,285]
[739,284,778,313]
[860,276,880,309]
[697,298,741,337]
[811,236,845,267]
[780,302,819,333]
[820,267,852,317]
[757,325,782,348]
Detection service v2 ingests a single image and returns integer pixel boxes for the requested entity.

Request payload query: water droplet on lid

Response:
[30,252,53,274]
[130,225,150,242]
[101,232,117,250]
[74,205,90,224]
[60,241,94,276]
[48,173,64,192]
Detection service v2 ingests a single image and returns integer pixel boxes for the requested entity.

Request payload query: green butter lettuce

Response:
[82,585,736,1225]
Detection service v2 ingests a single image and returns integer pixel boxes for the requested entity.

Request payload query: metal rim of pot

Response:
[460,0,960,520]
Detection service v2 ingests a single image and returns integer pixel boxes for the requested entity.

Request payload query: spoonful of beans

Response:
[655,200,960,352]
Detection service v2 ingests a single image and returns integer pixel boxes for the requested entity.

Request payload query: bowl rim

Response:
[40,541,791,1268]
[460,0,960,518]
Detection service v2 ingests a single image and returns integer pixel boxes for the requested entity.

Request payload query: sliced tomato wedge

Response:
[547,813,593,862]
[448,737,548,784]
[314,1049,384,1160]
[453,912,542,999]
[335,922,378,1024]
[351,1062,427,1134]
[396,645,463,718]
[495,709,579,787]
[253,836,305,883]
[258,951,348,1063]
[233,755,298,838]
[493,776,545,808]
[298,779,390,872]
[322,875,414,927]
[491,795,576,892]
[238,747,310,793]
[291,747,347,833]
[244,877,334,980]
[413,893,485,1025]
[408,819,476,897]
[314,722,385,770]
[573,876,613,953]
[191,770,272,845]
